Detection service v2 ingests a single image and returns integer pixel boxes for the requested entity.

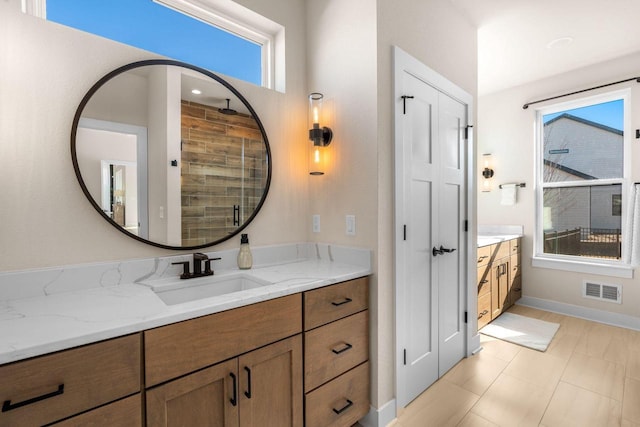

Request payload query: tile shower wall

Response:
[180,100,267,246]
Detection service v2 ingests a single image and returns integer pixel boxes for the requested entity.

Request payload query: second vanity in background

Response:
[477,226,523,330]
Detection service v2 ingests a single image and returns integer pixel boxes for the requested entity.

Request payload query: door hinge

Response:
[464,311,468,324]
[403,349,407,365]
[403,225,407,241]
[464,220,468,232]
[464,125,473,140]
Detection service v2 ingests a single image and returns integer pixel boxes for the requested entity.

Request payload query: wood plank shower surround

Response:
[180,100,266,246]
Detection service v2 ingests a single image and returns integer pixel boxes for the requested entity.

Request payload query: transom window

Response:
[24,0,284,90]
[536,94,628,263]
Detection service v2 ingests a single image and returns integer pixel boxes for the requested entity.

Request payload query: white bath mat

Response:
[480,312,560,351]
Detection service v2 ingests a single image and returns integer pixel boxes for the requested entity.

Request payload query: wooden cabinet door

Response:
[491,260,510,318]
[146,359,239,427]
[490,262,501,319]
[238,335,303,427]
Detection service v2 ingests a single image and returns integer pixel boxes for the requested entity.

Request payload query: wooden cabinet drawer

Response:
[510,238,521,254]
[494,241,511,260]
[304,277,368,330]
[145,294,302,387]
[510,253,521,278]
[0,334,141,427]
[305,362,369,427]
[477,245,491,267]
[477,292,491,329]
[305,311,368,392]
[51,394,141,427]
[477,266,491,296]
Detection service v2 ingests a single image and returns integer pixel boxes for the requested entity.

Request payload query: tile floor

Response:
[390,305,640,427]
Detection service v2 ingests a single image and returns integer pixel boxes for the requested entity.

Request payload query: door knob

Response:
[440,246,456,253]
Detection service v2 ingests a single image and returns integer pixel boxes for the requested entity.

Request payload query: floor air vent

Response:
[583,281,622,304]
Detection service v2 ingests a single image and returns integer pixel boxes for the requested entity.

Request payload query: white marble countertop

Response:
[0,243,371,364]
[477,225,524,247]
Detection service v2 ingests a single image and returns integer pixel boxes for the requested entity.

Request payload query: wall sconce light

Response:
[308,92,333,176]
[482,153,494,192]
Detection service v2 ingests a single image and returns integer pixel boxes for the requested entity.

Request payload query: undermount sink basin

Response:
[151,274,271,305]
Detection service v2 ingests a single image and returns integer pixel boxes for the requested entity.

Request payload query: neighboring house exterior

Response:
[543,113,622,232]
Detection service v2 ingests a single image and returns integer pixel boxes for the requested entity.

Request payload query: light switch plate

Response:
[312,214,320,233]
[346,215,356,236]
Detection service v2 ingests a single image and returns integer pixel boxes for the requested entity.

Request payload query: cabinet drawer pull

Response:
[229,373,237,406]
[331,343,353,355]
[479,280,488,284]
[477,256,488,263]
[514,288,521,292]
[477,310,489,319]
[331,297,352,306]
[2,384,64,412]
[332,399,353,415]
[244,367,252,399]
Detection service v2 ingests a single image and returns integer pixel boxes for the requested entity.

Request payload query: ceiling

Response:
[450,0,640,95]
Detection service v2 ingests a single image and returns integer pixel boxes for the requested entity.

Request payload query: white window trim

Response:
[23,0,285,92]
[533,89,631,276]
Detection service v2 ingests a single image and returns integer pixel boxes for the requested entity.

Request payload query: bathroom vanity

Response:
[0,244,371,427]
[477,232,523,330]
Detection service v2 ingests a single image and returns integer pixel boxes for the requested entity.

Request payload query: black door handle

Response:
[244,366,252,399]
[229,373,237,406]
[433,246,456,257]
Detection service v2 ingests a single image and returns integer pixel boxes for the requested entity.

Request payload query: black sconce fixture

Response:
[308,92,333,175]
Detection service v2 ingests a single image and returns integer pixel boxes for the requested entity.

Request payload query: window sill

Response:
[531,256,633,279]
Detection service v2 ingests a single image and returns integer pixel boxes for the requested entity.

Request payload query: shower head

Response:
[218,98,237,115]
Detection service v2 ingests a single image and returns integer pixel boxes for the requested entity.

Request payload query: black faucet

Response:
[172,253,221,279]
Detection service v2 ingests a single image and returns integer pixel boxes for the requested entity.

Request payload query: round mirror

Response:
[71,59,271,250]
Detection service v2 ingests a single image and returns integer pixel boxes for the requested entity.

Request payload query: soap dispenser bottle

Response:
[237,233,253,269]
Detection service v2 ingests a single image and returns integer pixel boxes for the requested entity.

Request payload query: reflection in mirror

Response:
[72,60,271,250]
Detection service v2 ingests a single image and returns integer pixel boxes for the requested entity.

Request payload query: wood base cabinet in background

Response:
[477,237,522,330]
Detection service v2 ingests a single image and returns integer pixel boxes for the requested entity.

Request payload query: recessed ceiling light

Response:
[546,37,574,49]
[191,89,202,95]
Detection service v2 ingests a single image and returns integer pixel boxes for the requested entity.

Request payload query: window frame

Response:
[23,0,285,91]
[532,89,632,278]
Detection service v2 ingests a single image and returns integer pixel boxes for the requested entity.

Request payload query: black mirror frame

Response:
[70,59,272,250]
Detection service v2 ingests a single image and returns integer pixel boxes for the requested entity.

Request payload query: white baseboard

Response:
[518,296,640,331]
[359,399,397,427]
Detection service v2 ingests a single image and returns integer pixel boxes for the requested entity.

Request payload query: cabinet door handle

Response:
[244,367,252,399]
[2,384,64,412]
[331,297,352,306]
[332,399,353,414]
[477,310,489,319]
[229,373,237,406]
[331,343,353,354]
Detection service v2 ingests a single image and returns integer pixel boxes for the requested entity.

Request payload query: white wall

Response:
[478,51,640,320]
[0,0,308,270]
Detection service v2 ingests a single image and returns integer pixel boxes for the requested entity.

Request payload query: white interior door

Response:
[394,48,470,408]
[437,90,467,377]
